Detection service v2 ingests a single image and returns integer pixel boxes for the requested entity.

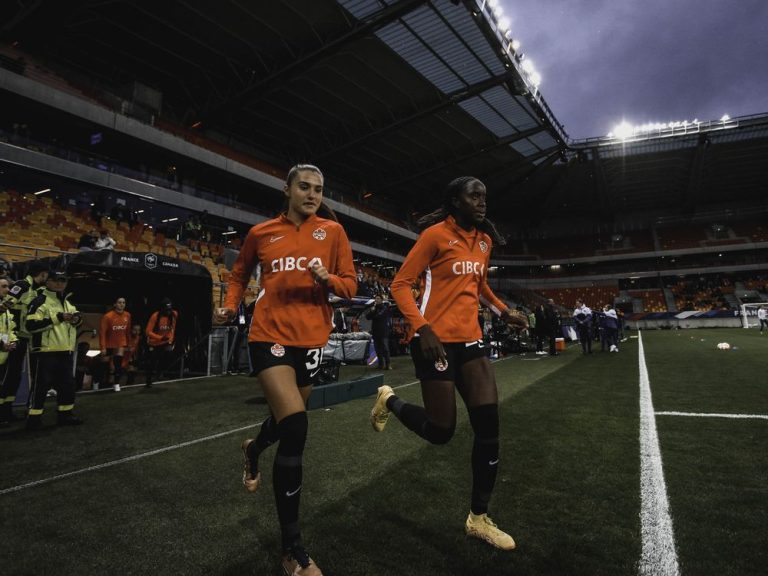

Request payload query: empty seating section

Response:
[729,219,768,244]
[627,289,667,313]
[535,285,619,309]
[669,278,733,312]
[656,224,706,250]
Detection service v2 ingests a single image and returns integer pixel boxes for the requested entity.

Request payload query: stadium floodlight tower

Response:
[739,302,768,328]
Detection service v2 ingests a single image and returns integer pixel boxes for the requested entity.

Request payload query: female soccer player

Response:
[370,176,527,551]
[99,296,131,391]
[216,164,356,576]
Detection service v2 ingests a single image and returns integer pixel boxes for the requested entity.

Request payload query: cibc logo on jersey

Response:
[270,256,324,273]
[452,260,485,276]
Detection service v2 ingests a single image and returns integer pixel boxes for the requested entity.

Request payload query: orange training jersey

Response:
[146,310,178,347]
[99,310,131,350]
[224,213,357,348]
[390,215,508,343]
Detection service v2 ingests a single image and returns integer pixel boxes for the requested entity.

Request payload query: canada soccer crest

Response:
[312,228,327,241]
[271,343,286,357]
[479,241,488,253]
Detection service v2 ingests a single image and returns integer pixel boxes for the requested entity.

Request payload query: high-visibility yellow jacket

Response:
[26,288,83,353]
[0,309,18,365]
[5,275,44,339]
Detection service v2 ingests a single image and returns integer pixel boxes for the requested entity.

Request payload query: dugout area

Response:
[16,251,212,376]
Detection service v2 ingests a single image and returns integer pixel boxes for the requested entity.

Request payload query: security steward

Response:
[0,277,20,427]
[25,270,84,430]
[0,261,48,426]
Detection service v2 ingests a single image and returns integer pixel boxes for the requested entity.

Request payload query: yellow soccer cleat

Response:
[370,385,395,432]
[465,512,516,550]
[241,438,261,493]
[281,546,323,576]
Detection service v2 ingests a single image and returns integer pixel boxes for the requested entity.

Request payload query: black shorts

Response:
[248,342,324,387]
[410,339,487,382]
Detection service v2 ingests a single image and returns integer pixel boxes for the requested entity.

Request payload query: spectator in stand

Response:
[366,293,393,370]
[99,297,132,392]
[77,229,99,251]
[573,299,593,355]
[758,306,768,333]
[95,229,117,251]
[25,270,84,429]
[144,297,178,388]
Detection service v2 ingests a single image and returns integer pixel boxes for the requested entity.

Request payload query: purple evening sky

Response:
[499,0,768,139]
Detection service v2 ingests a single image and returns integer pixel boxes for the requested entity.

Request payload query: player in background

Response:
[99,297,132,391]
[215,164,356,576]
[370,176,527,551]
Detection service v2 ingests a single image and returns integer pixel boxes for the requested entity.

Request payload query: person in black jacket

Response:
[542,299,560,356]
[366,294,393,370]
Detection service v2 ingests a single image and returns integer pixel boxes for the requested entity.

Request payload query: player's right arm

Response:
[217,226,260,323]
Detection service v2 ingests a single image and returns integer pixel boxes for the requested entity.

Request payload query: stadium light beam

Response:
[33,188,51,195]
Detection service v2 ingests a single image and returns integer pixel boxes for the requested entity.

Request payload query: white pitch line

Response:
[0,422,260,496]
[638,331,681,576]
[656,411,768,420]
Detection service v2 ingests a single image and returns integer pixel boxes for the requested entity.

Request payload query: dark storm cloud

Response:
[501,0,768,138]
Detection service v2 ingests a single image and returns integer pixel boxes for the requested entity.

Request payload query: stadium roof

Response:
[0,0,567,214]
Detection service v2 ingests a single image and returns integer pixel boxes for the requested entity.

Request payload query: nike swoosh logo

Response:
[285,485,302,497]
[488,459,499,466]
[448,239,459,246]
[309,369,321,378]
[270,235,285,243]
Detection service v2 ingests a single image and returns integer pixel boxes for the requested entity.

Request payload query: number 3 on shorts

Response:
[305,348,322,371]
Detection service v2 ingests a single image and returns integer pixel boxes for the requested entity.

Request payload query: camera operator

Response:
[366,293,393,370]
[25,271,84,430]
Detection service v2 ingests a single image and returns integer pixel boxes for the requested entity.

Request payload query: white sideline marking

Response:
[0,422,260,496]
[638,332,680,576]
[656,411,768,420]
[1,356,514,496]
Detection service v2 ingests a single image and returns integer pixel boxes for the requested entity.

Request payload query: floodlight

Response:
[511,39,521,51]
[498,16,511,30]
[612,121,633,140]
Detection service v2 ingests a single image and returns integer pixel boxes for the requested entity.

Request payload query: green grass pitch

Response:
[1,328,765,575]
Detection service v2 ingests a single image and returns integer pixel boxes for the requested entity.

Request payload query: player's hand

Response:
[417,324,446,364]
[502,309,529,330]
[214,307,235,324]
[310,263,330,284]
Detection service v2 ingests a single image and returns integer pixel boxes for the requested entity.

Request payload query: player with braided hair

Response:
[370,176,527,551]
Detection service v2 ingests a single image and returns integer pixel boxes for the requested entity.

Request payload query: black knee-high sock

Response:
[386,396,454,445]
[468,404,500,515]
[247,414,278,475]
[273,411,308,551]
[112,355,124,384]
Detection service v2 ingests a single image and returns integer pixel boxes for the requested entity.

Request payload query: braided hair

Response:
[415,176,506,245]
[285,164,339,222]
